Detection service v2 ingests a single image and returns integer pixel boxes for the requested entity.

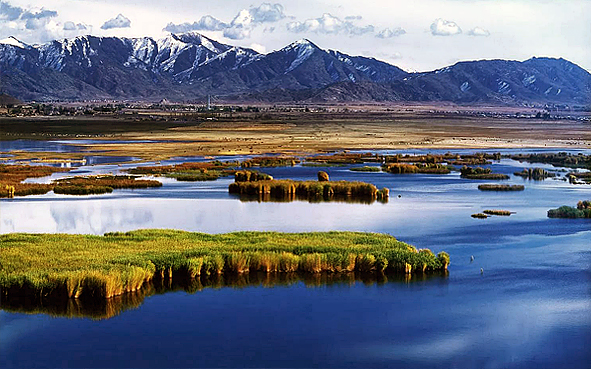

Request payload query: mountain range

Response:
[1,32,590,105]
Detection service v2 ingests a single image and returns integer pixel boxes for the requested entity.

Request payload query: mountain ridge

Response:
[1,33,589,105]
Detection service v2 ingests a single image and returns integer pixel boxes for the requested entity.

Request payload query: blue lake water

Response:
[1,148,590,368]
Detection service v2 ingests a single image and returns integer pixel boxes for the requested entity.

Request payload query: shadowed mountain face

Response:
[1,32,589,105]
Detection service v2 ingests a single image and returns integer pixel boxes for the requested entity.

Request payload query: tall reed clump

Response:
[0,230,450,301]
[547,200,591,218]
[460,166,509,180]
[514,168,556,180]
[229,179,389,203]
[234,170,273,182]
[383,163,451,175]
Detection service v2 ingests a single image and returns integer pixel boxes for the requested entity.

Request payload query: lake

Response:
[1,147,590,368]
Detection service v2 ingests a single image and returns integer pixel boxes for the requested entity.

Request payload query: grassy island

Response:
[383,163,452,175]
[547,200,591,218]
[460,166,509,180]
[483,210,512,216]
[128,161,237,181]
[229,179,389,203]
[53,175,162,195]
[511,153,591,169]
[0,230,450,302]
[478,184,525,191]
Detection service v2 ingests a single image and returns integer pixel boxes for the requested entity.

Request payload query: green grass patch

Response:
[0,230,449,302]
[460,166,509,180]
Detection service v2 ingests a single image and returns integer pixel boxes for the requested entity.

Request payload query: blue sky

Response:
[1,0,589,72]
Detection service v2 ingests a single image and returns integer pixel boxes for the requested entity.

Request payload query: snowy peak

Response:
[0,36,30,49]
[170,32,230,54]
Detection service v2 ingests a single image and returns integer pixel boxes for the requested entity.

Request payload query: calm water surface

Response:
[1,148,590,368]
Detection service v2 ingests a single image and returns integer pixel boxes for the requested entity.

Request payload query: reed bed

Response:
[471,213,489,219]
[478,184,525,191]
[483,210,512,216]
[53,175,162,195]
[460,166,509,180]
[305,152,380,165]
[383,163,452,175]
[229,179,389,202]
[547,200,591,218]
[128,161,236,181]
[234,170,273,182]
[241,156,300,168]
[0,164,69,198]
[511,153,591,169]
[0,230,450,301]
[514,168,556,180]
[350,166,381,172]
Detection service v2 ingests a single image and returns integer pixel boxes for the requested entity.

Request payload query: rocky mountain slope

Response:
[1,32,589,105]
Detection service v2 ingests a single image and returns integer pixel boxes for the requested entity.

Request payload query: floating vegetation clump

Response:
[52,175,162,195]
[241,156,300,168]
[350,166,381,172]
[547,200,591,218]
[483,210,512,216]
[471,213,488,219]
[128,161,236,181]
[478,184,525,191]
[567,172,591,184]
[514,168,556,180]
[460,166,509,180]
[0,164,69,198]
[0,230,450,302]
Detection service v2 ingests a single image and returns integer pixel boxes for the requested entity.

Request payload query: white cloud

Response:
[286,13,374,36]
[223,25,250,40]
[430,18,462,36]
[101,14,131,30]
[63,21,87,31]
[467,27,490,37]
[376,27,406,38]
[0,1,23,21]
[248,3,285,23]
[163,15,228,33]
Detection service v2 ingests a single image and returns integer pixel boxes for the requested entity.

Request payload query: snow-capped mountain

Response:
[0,32,589,104]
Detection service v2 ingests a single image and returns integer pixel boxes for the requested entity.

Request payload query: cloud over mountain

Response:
[467,27,490,37]
[430,18,462,36]
[101,14,131,30]
[286,13,374,36]
[376,27,406,38]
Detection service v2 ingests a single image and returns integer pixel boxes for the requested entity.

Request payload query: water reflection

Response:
[1,272,448,320]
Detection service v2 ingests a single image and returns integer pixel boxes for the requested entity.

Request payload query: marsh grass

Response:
[128,161,237,181]
[383,163,452,175]
[511,153,591,169]
[241,156,300,168]
[350,166,381,172]
[0,230,449,302]
[53,175,162,195]
[229,179,389,203]
[460,166,509,180]
[514,168,556,180]
[483,210,512,216]
[0,164,69,198]
[478,184,525,191]
[471,213,489,218]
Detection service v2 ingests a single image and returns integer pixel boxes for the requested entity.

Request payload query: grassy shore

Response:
[0,164,69,197]
[0,230,449,301]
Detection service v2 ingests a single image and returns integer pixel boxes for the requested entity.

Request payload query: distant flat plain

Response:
[1,103,589,160]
